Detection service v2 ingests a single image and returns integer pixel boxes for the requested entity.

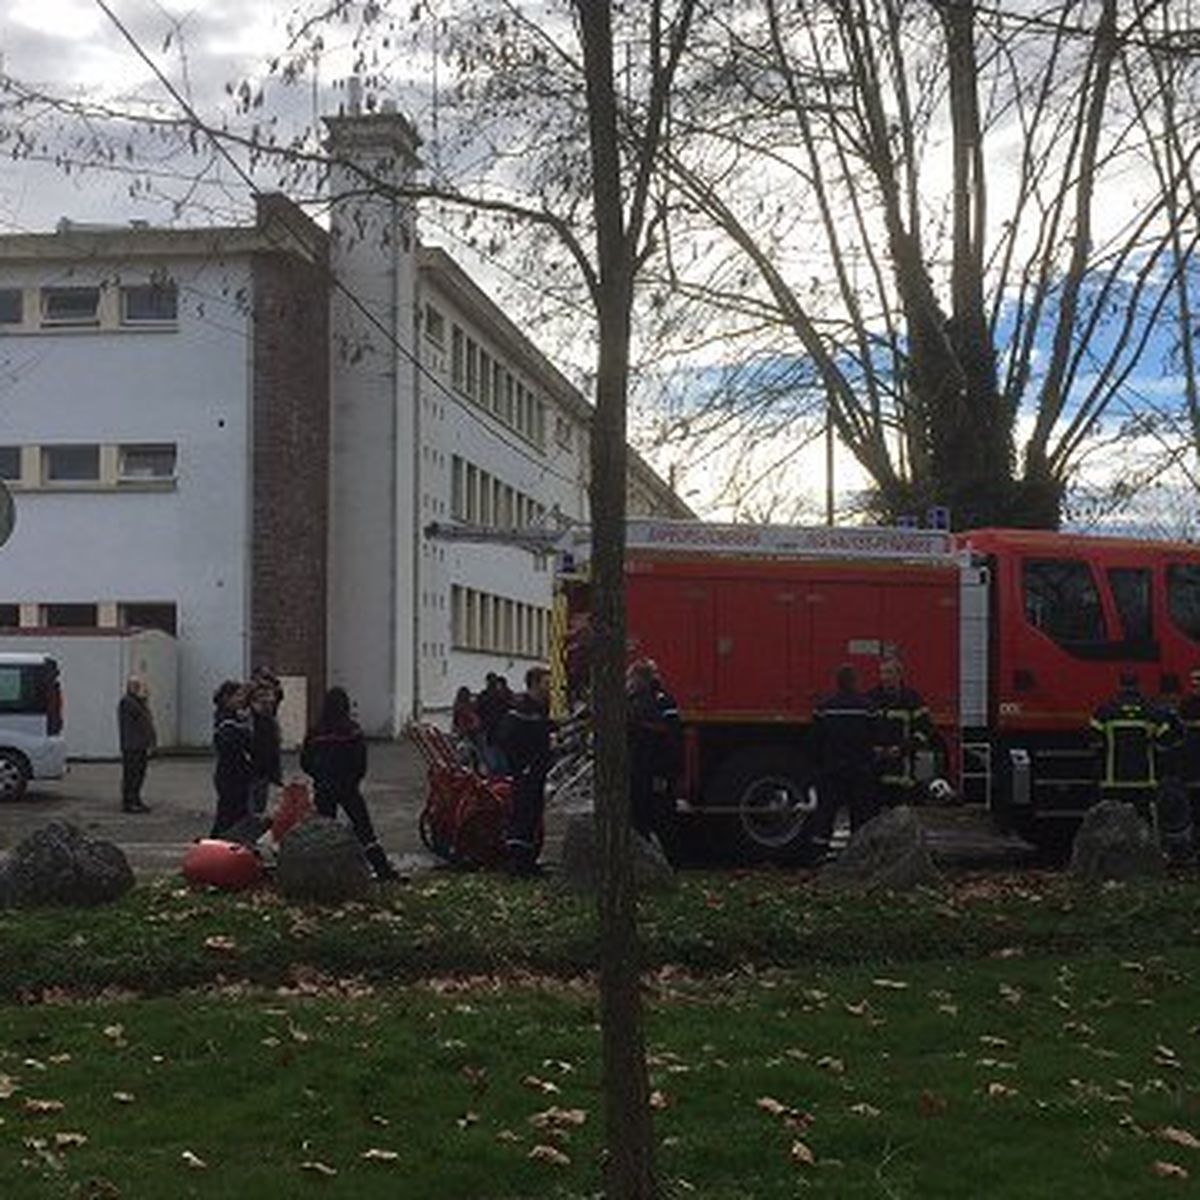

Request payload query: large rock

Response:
[818,806,938,892]
[276,817,371,903]
[0,821,134,908]
[557,813,675,893]
[1069,799,1164,882]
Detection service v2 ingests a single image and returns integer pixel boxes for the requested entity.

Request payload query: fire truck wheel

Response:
[706,748,817,862]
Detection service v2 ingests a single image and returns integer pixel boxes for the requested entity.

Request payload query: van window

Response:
[1168,563,1200,641]
[1023,558,1106,644]
[0,666,23,706]
[1108,567,1153,642]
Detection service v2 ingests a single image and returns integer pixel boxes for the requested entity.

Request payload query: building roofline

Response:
[0,193,327,267]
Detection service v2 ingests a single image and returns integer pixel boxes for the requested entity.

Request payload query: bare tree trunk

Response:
[577,5,657,1195]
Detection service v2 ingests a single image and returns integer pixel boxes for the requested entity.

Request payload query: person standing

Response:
[627,660,682,849]
[475,673,511,776]
[300,686,399,881]
[117,676,156,814]
[1089,671,1179,823]
[210,680,255,837]
[868,656,934,809]
[499,666,555,876]
[809,665,878,862]
[249,668,283,815]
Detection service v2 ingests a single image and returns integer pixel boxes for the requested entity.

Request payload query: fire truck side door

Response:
[806,579,882,701]
[712,581,794,715]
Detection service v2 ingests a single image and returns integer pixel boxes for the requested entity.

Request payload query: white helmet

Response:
[928,778,955,804]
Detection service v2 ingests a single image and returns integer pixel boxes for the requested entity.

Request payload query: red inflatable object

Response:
[182,839,264,891]
[271,779,314,843]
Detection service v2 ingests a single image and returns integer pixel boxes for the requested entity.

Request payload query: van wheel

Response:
[706,748,817,862]
[0,751,30,802]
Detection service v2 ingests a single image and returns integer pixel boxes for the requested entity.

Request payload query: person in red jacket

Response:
[300,687,399,882]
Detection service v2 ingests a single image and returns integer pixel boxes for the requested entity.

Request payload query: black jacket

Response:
[866,684,932,786]
[497,692,554,775]
[813,687,875,775]
[118,693,156,754]
[213,710,255,788]
[1090,688,1179,789]
[1178,692,1200,782]
[252,709,283,785]
[301,721,368,801]
[628,684,682,782]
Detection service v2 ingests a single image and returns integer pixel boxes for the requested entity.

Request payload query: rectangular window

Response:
[466,464,479,523]
[500,485,514,528]
[451,326,465,388]
[504,372,515,425]
[555,416,573,449]
[466,589,479,650]
[118,602,177,636]
[466,339,478,398]
[451,585,464,646]
[1168,563,1200,642]
[120,282,177,324]
[1108,568,1153,644]
[535,401,546,449]
[492,363,504,415]
[0,604,19,629]
[0,666,22,705]
[451,457,465,520]
[42,445,100,483]
[43,603,98,628]
[424,304,445,346]
[1023,559,1106,645]
[479,469,493,526]
[479,349,492,407]
[0,289,23,325]
[41,286,101,326]
[0,447,20,481]
[119,443,176,481]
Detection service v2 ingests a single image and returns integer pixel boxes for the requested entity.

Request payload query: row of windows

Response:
[0,282,178,331]
[450,456,547,529]
[1022,558,1200,648]
[0,602,178,635]
[0,444,177,488]
[425,304,548,451]
[450,585,549,659]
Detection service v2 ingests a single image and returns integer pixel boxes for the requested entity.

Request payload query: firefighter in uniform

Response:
[626,660,682,853]
[809,665,877,861]
[1162,667,1200,861]
[868,656,934,809]
[1089,672,1179,825]
[500,666,556,877]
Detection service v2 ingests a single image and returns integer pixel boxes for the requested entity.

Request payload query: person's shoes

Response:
[122,801,151,814]
[365,843,402,882]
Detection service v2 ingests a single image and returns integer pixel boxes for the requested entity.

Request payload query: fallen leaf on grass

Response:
[360,1148,400,1163]
[455,1111,479,1130]
[0,1075,19,1099]
[790,1140,816,1167]
[496,1129,521,1144]
[848,1102,881,1117]
[918,1090,948,1117]
[872,978,909,991]
[530,1107,587,1130]
[521,1075,560,1095]
[1157,1127,1200,1151]
[649,1090,670,1111]
[528,1144,571,1167]
[102,1025,127,1046]
[756,1097,788,1117]
[979,1035,1010,1049]
[1151,1161,1189,1181]
[816,1055,846,1074]
[300,1161,338,1177]
[180,1150,207,1170]
[111,1092,135,1105]
[53,1132,88,1148]
[204,935,238,954]
[23,1099,65,1115]
[986,1082,1019,1099]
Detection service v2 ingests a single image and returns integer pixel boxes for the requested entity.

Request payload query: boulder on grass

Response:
[1069,799,1164,882]
[818,806,938,893]
[558,813,675,893]
[1,821,134,908]
[276,817,371,904]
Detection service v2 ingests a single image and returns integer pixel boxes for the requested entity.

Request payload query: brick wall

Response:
[249,202,331,724]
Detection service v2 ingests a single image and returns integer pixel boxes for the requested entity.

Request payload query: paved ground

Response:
[0,740,1036,875]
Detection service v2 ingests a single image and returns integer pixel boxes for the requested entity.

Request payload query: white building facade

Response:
[0,106,687,751]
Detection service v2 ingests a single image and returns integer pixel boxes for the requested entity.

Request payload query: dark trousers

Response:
[811,769,878,846]
[210,777,250,838]
[250,778,271,815]
[121,749,148,809]
[506,767,547,862]
[878,780,917,810]
[314,786,380,849]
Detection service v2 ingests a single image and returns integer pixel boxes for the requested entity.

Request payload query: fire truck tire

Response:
[706,747,817,862]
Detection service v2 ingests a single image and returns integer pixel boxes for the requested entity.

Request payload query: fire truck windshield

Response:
[1168,563,1200,642]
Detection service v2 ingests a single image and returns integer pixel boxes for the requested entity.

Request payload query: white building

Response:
[0,106,688,751]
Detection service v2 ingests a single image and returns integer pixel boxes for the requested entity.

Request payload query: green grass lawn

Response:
[2,871,1200,1196]
[2,951,1198,1197]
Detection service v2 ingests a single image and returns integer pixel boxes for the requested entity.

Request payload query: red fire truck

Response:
[551,520,1200,858]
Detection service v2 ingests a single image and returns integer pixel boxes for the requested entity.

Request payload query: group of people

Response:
[808,656,934,860]
[118,667,398,881]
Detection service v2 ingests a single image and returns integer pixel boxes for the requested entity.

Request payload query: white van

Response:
[0,653,67,801]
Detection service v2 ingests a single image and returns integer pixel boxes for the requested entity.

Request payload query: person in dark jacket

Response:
[627,660,682,848]
[868,656,934,808]
[300,687,399,881]
[117,676,156,813]
[475,673,512,776]
[210,680,255,837]
[1089,671,1180,822]
[498,667,555,876]
[809,664,878,860]
[249,667,283,815]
